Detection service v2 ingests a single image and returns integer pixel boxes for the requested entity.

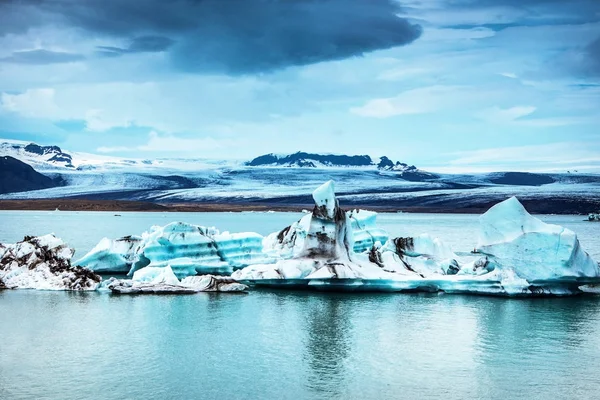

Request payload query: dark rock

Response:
[446,259,460,275]
[247,152,373,167]
[488,172,556,186]
[377,156,395,170]
[47,153,74,168]
[24,143,63,156]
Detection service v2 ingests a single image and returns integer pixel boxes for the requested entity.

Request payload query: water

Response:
[1,211,600,399]
[2,291,600,399]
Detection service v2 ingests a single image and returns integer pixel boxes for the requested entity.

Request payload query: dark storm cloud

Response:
[0,0,422,74]
[96,36,174,57]
[0,49,84,64]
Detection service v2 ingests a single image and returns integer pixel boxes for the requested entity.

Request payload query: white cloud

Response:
[350,86,459,118]
[84,109,132,132]
[447,142,600,170]
[421,27,496,42]
[376,67,435,81]
[97,131,241,154]
[476,105,537,123]
[0,88,132,131]
[1,88,60,118]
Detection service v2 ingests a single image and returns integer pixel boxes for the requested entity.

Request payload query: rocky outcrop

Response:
[0,156,59,194]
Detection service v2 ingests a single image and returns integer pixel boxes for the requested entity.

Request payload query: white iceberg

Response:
[132,265,181,286]
[472,196,600,283]
[234,182,600,296]
[0,235,101,290]
[234,180,397,282]
[105,265,247,294]
[262,207,388,258]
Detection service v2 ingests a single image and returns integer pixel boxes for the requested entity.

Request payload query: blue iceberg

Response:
[78,222,274,279]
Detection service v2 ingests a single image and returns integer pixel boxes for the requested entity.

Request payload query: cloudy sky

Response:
[0,0,599,172]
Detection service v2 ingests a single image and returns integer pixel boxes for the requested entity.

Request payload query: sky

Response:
[0,0,599,173]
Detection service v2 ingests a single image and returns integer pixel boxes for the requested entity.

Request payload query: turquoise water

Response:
[1,211,600,399]
[2,290,600,399]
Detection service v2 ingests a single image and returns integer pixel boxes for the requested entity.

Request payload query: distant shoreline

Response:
[0,198,593,215]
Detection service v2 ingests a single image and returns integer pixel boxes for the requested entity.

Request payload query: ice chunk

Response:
[76,235,142,273]
[348,209,389,253]
[81,222,274,279]
[132,265,180,286]
[475,196,599,281]
[264,209,388,258]
[234,181,396,281]
[380,234,460,276]
[0,235,101,290]
[181,275,248,292]
[312,180,337,219]
[107,271,247,294]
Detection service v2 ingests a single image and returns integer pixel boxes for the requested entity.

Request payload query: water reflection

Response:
[470,297,600,399]
[302,293,354,397]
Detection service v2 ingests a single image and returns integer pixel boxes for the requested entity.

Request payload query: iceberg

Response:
[105,265,247,294]
[348,209,389,253]
[0,235,100,290]
[472,196,600,284]
[80,222,274,279]
[234,180,398,282]
[263,206,388,258]
[234,181,600,296]
[76,235,142,274]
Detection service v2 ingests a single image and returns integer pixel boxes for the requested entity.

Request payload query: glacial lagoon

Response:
[1,211,600,399]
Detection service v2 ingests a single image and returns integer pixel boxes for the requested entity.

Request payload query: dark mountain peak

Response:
[23,142,73,168]
[0,156,61,194]
[377,156,394,169]
[247,152,373,167]
[25,143,62,155]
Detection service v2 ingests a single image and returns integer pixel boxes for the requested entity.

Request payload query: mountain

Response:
[0,156,60,194]
[247,152,374,168]
[246,152,438,181]
[1,140,599,213]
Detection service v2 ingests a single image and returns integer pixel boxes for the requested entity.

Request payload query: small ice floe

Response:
[103,265,247,294]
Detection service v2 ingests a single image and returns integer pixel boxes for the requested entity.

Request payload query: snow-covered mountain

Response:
[1,140,600,213]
